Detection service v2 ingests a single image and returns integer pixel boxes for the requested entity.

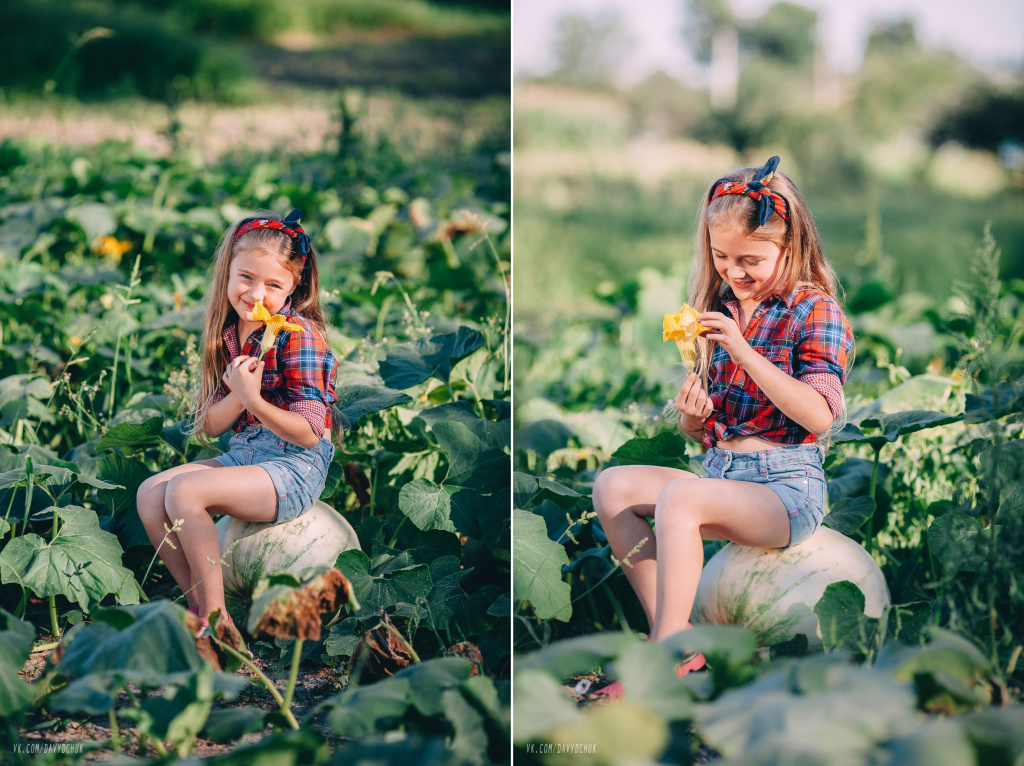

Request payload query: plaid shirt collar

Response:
[719,283,800,311]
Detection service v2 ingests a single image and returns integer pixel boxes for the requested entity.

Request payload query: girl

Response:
[591,157,853,697]
[137,209,338,634]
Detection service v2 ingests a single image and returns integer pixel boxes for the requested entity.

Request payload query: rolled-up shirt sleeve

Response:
[278,324,338,439]
[793,296,854,421]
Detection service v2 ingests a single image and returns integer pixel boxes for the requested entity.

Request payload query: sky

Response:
[513,0,1024,83]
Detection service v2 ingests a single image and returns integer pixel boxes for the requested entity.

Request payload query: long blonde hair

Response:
[188,210,333,444]
[688,165,852,443]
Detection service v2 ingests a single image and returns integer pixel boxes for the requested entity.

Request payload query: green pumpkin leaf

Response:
[0,608,36,717]
[928,512,983,576]
[512,509,571,622]
[121,662,215,756]
[335,549,431,616]
[59,601,202,681]
[824,496,876,535]
[860,410,963,444]
[398,478,456,534]
[335,385,413,428]
[511,670,581,742]
[97,416,165,455]
[0,506,140,612]
[612,431,692,471]
[325,657,471,738]
[512,418,576,460]
[379,327,485,388]
[425,556,487,637]
[813,580,878,654]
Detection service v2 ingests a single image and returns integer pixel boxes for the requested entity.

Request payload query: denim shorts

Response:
[701,443,827,549]
[212,427,334,525]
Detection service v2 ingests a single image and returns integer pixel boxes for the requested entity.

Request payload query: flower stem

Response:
[283,639,303,711]
[212,638,300,730]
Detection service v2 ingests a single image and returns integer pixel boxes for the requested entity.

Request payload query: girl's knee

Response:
[592,466,631,517]
[136,475,166,517]
[164,474,204,513]
[655,479,707,528]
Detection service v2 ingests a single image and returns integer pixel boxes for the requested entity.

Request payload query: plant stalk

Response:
[212,639,299,730]
[864,446,882,554]
[283,639,304,711]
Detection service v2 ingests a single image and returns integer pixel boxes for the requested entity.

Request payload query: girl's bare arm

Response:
[202,392,246,437]
[736,352,833,435]
[246,398,320,449]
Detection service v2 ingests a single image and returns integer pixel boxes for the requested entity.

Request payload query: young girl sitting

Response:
[137,209,338,634]
[592,157,853,695]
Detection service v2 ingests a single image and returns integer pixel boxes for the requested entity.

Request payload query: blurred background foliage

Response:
[0,0,509,102]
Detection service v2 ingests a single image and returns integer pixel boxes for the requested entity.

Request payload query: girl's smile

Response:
[227,248,297,337]
[709,225,786,308]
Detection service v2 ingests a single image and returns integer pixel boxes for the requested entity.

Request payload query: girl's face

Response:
[709,224,786,306]
[227,247,297,324]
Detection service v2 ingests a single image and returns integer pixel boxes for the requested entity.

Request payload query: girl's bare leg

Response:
[163,465,277,618]
[648,476,790,642]
[137,460,225,609]
[592,465,695,630]
[593,464,791,643]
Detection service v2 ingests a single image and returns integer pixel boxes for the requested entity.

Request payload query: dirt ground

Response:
[17,639,345,760]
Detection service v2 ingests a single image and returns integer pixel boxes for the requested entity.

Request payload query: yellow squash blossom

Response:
[93,235,132,264]
[663,303,709,370]
[252,300,303,362]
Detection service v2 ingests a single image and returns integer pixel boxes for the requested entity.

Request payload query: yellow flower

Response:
[93,235,132,264]
[663,303,709,370]
[252,300,303,361]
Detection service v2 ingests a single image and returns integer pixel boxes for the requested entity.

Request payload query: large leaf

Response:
[121,662,215,756]
[424,556,488,637]
[335,549,432,616]
[696,656,918,762]
[398,419,509,544]
[97,415,166,455]
[0,608,36,717]
[325,657,473,738]
[398,478,456,534]
[512,670,582,742]
[335,385,413,428]
[814,581,878,654]
[928,512,983,575]
[512,509,571,622]
[418,401,509,450]
[823,496,876,535]
[611,431,692,471]
[836,410,962,450]
[379,327,485,389]
[0,505,140,612]
[46,601,240,717]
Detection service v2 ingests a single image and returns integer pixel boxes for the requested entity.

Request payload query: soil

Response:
[17,637,347,760]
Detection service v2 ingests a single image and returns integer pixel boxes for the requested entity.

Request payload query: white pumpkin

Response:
[691,526,890,652]
[216,500,360,606]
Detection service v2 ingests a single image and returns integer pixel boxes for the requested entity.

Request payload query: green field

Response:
[0,2,511,762]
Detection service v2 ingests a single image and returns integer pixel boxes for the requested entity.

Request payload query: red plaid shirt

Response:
[213,300,338,438]
[703,287,854,447]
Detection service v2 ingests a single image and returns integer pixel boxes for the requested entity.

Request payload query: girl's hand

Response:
[223,356,264,408]
[676,372,714,421]
[699,311,754,367]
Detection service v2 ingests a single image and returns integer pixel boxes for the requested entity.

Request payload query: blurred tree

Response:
[549,11,632,90]
[685,0,739,108]
[930,86,1024,155]
[853,18,979,140]
[743,2,816,67]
